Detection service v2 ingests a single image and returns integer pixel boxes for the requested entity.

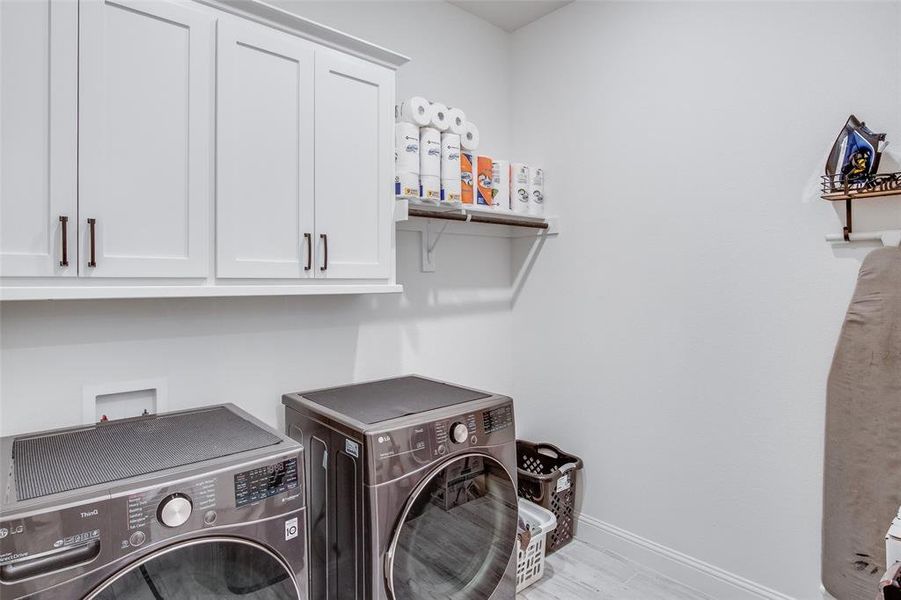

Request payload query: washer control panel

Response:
[115,453,301,556]
[0,450,304,592]
[126,477,215,532]
[234,458,299,508]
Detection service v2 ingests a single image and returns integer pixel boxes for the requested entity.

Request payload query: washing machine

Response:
[282,375,518,600]
[0,404,308,599]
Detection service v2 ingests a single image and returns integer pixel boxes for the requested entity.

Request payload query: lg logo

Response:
[0,525,23,538]
[284,517,298,541]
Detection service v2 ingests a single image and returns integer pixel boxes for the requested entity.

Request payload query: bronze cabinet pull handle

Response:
[59,216,69,267]
[87,218,97,267]
[304,233,312,271]
[320,233,328,271]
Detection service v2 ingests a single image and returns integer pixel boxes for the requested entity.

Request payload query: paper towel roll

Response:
[491,160,510,211]
[511,163,530,214]
[396,96,430,127]
[529,167,545,215]
[476,155,494,206]
[447,107,467,136]
[395,122,420,174]
[440,133,461,183]
[395,172,418,198]
[441,178,462,203]
[420,174,440,201]
[461,121,480,151]
[419,127,441,178]
[461,153,475,205]
[429,102,450,132]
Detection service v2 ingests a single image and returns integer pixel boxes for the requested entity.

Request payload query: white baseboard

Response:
[576,513,798,600]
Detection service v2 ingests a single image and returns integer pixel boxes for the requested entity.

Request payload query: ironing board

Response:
[823,247,901,600]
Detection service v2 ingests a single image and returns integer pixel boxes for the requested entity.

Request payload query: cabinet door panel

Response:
[78,0,213,277]
[217,19,314,279]
[0,0,77,277]
[314,50,393,279]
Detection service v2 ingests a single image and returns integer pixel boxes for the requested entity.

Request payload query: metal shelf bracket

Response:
[421,219,449,272]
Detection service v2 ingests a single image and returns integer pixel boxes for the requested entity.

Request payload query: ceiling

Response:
[447,0,574,32]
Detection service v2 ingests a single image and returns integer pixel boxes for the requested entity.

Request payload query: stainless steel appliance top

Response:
[289,375,491,425]
[6,405,284,502]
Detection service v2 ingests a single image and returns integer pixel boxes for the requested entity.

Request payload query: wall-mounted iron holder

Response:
[821,173,901,245]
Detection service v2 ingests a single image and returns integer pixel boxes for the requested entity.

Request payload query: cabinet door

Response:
[314,50,394,279]
[217,19,314,279]
[0,0,77,277]
[78,0,214,278]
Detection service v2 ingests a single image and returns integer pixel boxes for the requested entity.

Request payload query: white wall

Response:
[0,1,514,435]
[509,2,901,599]
[4,2,901,598]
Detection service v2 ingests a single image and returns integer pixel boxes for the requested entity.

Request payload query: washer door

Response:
[386,453,518,600]
[86,537,300,599]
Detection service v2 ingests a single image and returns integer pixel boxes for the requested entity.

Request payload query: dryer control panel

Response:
[367,400,515,485]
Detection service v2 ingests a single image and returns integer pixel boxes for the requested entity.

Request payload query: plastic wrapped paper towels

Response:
[394,122,419,198]
[419,127,441,200]
[511,163,530,214]
[492,160,510,210]
[461,152,475,205]
[441,133,462,203]
[394,96,498,206]
[476,156,494,206]
[529,167,545,215]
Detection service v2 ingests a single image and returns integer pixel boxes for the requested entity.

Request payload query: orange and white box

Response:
[476,155,494,206]
[461,152,475,205]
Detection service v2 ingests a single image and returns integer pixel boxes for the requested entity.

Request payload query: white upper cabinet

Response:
[0,0,407,299]
[0,0,77,277]
[78,0,214,278]
[217,18,315,279]
[314,49,394,280]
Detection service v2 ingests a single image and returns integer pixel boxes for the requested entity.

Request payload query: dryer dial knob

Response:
[450,422,469,445]
[158,493,193,528]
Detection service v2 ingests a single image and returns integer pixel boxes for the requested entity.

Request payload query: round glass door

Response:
[87,537,299,599]
[388,454,518,600]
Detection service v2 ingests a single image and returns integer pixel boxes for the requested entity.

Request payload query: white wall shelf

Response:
[395,198,559,237]
[395,198,558,272]
[825,230,901,247]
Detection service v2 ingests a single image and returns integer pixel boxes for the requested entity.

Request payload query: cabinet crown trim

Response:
[198,0,410,69]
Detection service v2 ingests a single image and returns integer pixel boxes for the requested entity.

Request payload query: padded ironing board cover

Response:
[823,247,901,600]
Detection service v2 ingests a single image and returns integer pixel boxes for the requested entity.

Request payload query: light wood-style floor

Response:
[518,540,713,600]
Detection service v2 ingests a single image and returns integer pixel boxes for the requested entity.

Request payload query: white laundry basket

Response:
[517,498,558,592]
